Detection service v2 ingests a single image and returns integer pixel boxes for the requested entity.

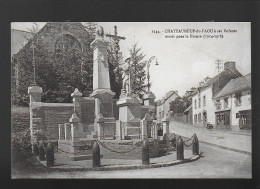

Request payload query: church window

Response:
[54,34,82,64]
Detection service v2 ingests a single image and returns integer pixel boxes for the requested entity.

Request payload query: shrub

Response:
[11,127,32,162]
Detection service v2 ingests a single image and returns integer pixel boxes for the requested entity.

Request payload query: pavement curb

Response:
[199,140,251,155]
[179,134,251,155]
[36,154,201,172]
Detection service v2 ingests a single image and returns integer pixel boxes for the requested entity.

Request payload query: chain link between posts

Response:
[96,139,144,154]
[52,133,197,155]
[53,139,144,155]
[161,133,177,152]
[183,134,196,147]
[168,133,196,148]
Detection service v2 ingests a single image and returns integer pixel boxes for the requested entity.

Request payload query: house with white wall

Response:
[213,73,251,131]
[191,62,242,127]
[156,90,179,120]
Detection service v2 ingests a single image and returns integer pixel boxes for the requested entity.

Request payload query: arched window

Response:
[54,34,82,63]
[53,34,85,92]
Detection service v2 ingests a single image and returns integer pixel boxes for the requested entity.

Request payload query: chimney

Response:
[204,76,211,83]
[199,81,204,87]
[224,61,236,70]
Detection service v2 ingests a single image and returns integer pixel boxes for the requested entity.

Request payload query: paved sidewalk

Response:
[169,121,251,154]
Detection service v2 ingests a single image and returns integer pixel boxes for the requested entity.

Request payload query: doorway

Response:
[203,112,207,127]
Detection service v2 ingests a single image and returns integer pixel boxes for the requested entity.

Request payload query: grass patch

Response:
[11,106,33,176]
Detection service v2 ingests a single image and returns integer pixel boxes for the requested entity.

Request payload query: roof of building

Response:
[200,67,241,90]
[191,64,242,97]
[165,90,178,100]
[184,104,192,112]
[156,90,179,105]
[11,29,33,57]
[214,73,251,99]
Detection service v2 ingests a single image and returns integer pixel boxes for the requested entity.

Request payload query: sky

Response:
[11,22,251,100]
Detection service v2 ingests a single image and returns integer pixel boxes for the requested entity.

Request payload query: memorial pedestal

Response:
[117,94,142,123]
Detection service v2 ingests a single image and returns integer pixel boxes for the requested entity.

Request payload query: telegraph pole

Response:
[215,59,223,73]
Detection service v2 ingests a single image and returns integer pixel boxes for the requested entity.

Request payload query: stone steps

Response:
[69,154,103,161]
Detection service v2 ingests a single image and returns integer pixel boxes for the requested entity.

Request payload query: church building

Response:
[11,22,95,105]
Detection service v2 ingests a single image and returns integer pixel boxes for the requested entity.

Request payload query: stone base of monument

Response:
[58,139,103,161]
[124,127,142,140]
[117,95,142,123]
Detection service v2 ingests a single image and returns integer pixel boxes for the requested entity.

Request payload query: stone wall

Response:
[29,94,119,141]
[30,102,74,141]
[99,139,159,159]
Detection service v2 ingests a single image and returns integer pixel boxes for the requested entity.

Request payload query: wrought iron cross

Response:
[105,25,126,71]
[105,25,126,41]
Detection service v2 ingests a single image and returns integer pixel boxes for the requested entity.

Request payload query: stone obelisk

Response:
[90,26,115,139]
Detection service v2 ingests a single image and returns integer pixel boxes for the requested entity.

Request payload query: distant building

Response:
[192,62,242,127]
[184,104,193,124]
[156,90,179,120]
[213,73,251,130]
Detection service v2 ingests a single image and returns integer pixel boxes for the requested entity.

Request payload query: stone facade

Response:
[192,85,216,127]
[213,74,251,130]
[192,62,242,127]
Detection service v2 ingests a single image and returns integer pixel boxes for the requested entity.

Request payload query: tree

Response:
[128,42,147,98]
[169,91,192,115]
[11,23,42,106]
[169,97,185,114]
[182,95,192,110]
[107,33,124,99]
